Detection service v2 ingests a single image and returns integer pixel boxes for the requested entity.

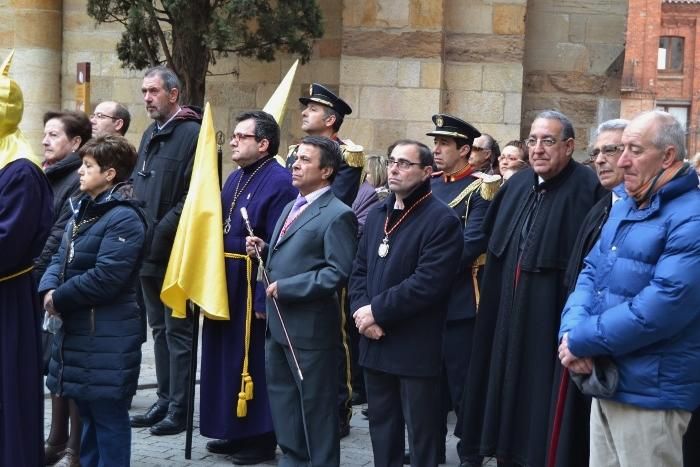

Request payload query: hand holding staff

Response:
[241,207,304,381]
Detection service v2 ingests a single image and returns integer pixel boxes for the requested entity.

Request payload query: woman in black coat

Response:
[37,110,92,467]
[40,136,146,467]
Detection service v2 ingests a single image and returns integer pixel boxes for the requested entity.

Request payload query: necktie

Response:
[280,196,307,237]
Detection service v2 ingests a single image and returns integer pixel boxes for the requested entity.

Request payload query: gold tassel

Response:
[244,374,254,400]
[237,392,248,418]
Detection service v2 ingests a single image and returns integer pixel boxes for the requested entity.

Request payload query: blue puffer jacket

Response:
[39,183,147,401]
[560,168,700,411]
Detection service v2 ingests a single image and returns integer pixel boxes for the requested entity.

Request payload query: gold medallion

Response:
[309,84,314,96]
[436,115,444,127]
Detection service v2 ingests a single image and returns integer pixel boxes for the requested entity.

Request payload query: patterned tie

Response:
[279,196,307,238]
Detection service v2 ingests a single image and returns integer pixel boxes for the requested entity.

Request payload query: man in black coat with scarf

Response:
[350,139,463,467]
[458,111,607,467]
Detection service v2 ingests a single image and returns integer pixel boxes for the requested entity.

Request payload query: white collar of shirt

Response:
[611,191,621,204]
[301,185,331,206]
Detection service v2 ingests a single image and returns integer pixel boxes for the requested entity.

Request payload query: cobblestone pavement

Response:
[44,322,496,466]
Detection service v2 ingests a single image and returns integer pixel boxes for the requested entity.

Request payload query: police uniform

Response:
[285,83,364,207]
[427,114,500,464]
[285,82,363,437]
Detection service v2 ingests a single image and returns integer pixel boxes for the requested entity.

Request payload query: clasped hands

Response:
[353,305,384,340]
[558,332,593,375]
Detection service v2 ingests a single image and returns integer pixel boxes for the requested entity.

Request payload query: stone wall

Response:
[1,0,63,154]
[443,0,527,146]
[522,0,628,158]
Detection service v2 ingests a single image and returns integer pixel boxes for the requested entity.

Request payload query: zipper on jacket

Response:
[90,307,96,334]
[56,333,65,396]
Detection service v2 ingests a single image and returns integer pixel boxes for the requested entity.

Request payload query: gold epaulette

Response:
[472,172,502,201]
[340,141,364,168]
[274,155,286,166]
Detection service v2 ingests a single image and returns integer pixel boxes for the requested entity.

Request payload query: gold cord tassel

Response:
[237,392,247,417]
[244,374,254,400]
[224,252,256,418]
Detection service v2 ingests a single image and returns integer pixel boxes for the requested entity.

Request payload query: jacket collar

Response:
[273,189,334,248]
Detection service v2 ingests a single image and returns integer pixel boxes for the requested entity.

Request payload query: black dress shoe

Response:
[229,445,276,465]
[129,402,168,428]
[206,438,243,454]
[149,412,186,436]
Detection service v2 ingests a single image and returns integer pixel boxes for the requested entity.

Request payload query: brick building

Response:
[2,0,628,164]
[621,0,700,156]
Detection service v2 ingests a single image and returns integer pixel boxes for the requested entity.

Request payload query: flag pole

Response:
[184,125,225,460]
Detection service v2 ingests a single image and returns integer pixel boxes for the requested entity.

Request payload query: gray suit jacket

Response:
[266,189,358,350]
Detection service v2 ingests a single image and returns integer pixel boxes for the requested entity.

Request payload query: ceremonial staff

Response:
[240,207,304,381]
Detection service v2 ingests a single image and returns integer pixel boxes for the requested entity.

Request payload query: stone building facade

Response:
[2,0,628,163]
[621,0,700,156]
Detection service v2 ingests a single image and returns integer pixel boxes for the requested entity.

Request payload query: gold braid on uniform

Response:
[447,178,483,209]
[224,252,255,418]
[340,144,365,168]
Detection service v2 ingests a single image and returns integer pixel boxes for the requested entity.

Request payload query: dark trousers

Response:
[76,398,131,467]
[365,368,441,467]
[266,337,340,467]
[141,275,193,415]
[442,318,478,462]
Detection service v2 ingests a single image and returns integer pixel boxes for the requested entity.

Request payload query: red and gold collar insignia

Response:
[443,164,474,183]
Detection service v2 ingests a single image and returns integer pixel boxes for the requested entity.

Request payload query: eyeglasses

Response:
[525,137,559,148]
[589,144,624,161]
[231,133,257,142]
[90,112,118,121]
[385,158,423,170]
[472,146,490,152]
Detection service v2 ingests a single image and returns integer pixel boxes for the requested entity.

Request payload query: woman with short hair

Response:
[40,135,147,467]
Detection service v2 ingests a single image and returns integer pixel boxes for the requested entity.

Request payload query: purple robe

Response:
[200,156,296,439]
[0,159,53,466]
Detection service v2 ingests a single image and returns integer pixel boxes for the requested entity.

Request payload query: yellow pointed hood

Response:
[0,50,40,170]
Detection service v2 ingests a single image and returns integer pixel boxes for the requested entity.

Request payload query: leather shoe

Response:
[53,448,80,467]
[229,445,276,465]
[149,411,186,436]
[44,442,66,465]
[206,438,243,455]
[130,402,168,428]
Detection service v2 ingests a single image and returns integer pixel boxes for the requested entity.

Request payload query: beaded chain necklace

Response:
[223,158,272,234]
[378,191,432,258]
[68,215,100,263]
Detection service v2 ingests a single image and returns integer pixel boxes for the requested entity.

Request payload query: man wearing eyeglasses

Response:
[559,110,700,467]
[350,139,463,467]
[459,110,606,467]
[90,101,131,137]
[199,111,296,463]
[425,113,498,467]
[129,66,202,436]
[549,118,628,467]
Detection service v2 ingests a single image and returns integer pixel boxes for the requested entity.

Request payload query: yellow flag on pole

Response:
[161,102,229,320]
